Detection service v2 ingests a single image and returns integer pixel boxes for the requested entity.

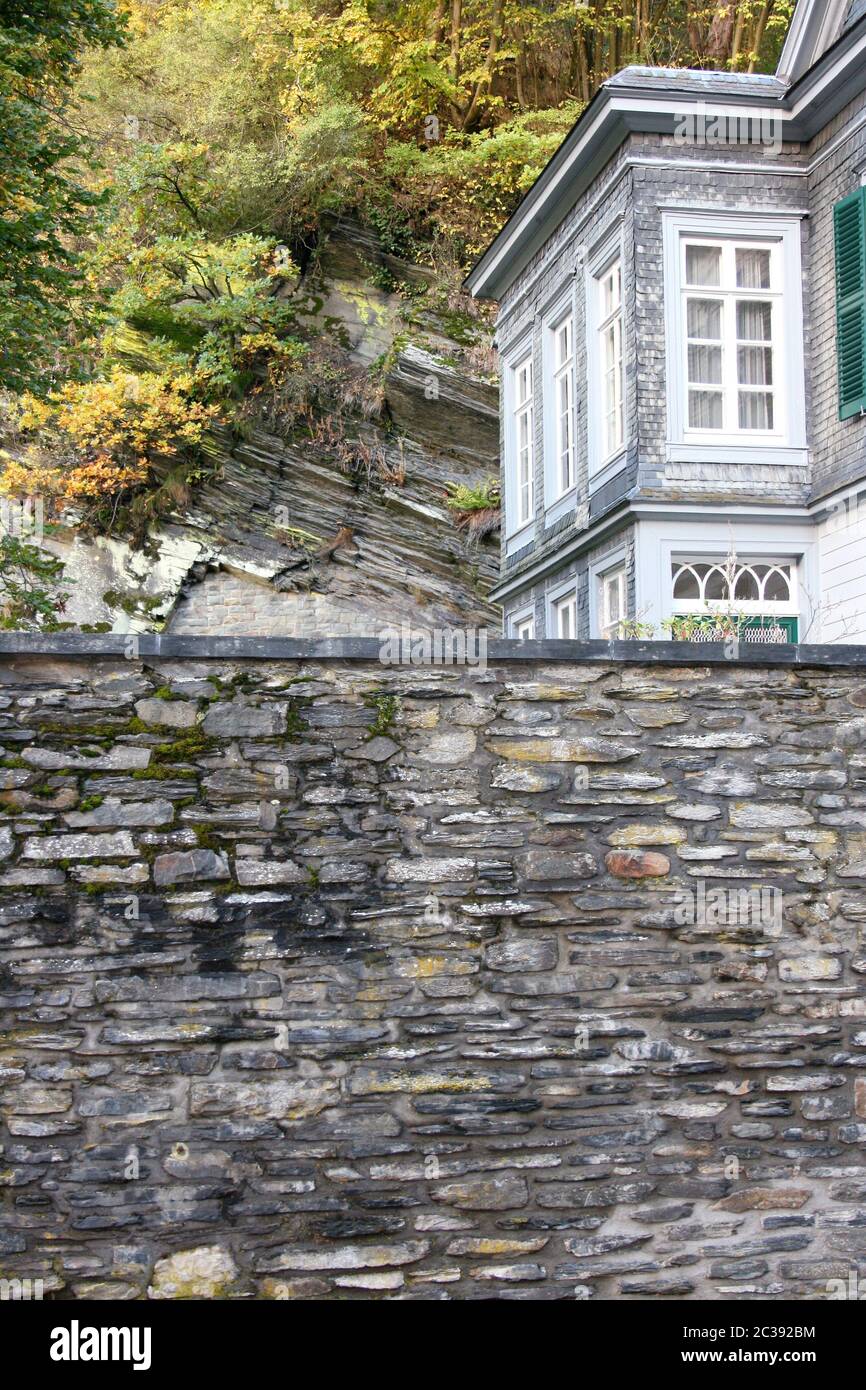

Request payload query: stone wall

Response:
[2,640,866,1301]
[168,570,435,639]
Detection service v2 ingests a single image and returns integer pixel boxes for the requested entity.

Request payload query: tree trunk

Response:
[748,1,773,73]
[707,3,736,65]
[461,0,504,130]
[429,0,447,46]
[731,4,747,69]
[450,0,462,83]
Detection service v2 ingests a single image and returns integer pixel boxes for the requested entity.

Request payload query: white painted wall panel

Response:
[818,504,866,642]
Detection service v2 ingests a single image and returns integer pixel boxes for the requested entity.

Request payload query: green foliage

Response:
[660,613,748,640]
[365,692,400,738]
[382,106,581,257]
[0,0,126,393]
[0,535,69,630]
[445,476,501,540]
[445,477,501,513]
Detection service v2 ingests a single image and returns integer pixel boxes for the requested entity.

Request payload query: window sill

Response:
[505,520,534,555]
[589,448,628,493]
[666,442,809,468]
[544,488,577,526]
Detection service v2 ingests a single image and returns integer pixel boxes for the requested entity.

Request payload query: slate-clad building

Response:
[467,0,866,644]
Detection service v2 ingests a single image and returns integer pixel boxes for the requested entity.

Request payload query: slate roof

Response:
[606,66,787,99]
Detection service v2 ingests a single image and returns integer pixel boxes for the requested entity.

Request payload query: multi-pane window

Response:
[598,259,624,458]
[553,592,577,639]
[672,557,794,610]
[671,556,798,641]
[599,567,626,638]
[553,316,575,494]
[513,356,534,527]
[514,614,535,640]
[682,239,779,435]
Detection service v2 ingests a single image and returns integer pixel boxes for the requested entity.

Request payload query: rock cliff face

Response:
[50,220,501,638]
[2,645,866,1300]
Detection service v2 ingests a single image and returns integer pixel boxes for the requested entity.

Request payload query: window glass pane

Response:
[686,245,721,287]
[736,247,771,289]
[688,389,723,429]
[603,322,616,370]
[515,359,531,405]
[687,299,722,339]
[556,320,571,366]
[602,263,621,314]
[607,576,622,623]
[688,344,722,384]
[555,597,574,639]
[559,414,569,459]
[737,345,773,386]
[738,391,774,430]
[672,565,701,599]
[737,300,772,341]
[764,567,791,602]
[705,567,728,601]
[734,568,760,601]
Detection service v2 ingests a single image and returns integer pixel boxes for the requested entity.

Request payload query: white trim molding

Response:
[545,572,579,640]
[777,0,849,83]
[503,332,535,550]
[508,605,536,639]
[662,209,808,468]
[587,224,627,488]
[542,284,578,523]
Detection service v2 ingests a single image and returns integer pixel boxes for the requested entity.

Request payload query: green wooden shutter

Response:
[834,188,866,420]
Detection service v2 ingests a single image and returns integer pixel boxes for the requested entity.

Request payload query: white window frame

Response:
[588,546,628,638]
[662,211,806,466]
[503,340,535,542]
[509,607,535,639]
[542,290,577,519]
[547,578,578,640]
[554,592,577,639]
[600,566,627,638]
[670,556,798,620]
[587,228,626,487]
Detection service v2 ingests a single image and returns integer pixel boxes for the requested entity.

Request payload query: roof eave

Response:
[465,84,786,301]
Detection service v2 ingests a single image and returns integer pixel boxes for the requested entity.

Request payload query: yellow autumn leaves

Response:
[2,369,219,512]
